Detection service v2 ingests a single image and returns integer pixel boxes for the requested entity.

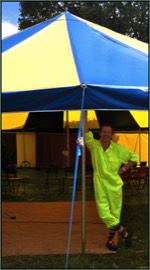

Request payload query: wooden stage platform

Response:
[2,201,115,256]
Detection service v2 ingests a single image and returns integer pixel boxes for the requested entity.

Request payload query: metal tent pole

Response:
[139,129,141,163]
[65,85,86,268]
[66,111,70,167]
[81,109,86,254]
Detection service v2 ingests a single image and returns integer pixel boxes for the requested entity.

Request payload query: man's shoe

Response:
[106,239,118,251]
[122,228,133,248]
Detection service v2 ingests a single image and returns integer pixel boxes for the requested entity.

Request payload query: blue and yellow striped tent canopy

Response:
[2,11,148,113]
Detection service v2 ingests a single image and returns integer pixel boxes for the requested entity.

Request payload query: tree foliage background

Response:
[18,1,148,43]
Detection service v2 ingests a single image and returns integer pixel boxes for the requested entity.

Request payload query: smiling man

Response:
[85,111,139,251]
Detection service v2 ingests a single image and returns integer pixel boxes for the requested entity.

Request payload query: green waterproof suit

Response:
[85,131,139,228]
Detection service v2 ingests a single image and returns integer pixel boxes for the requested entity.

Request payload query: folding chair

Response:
[62,166,80,193]
[121,169,133,194]
[5,165,26,195]
[85,166,94,191]
[130,166,148,191]
[142,166,149,189]
[140,161,147,167]
[45,167,62,193]
[2,170,11,193]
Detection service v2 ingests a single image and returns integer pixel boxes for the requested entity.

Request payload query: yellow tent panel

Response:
[63,110,99,129]
[130,111,148,128]
[2,112,29,130]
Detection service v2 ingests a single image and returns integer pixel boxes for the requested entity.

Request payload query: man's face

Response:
[100,126,113,143]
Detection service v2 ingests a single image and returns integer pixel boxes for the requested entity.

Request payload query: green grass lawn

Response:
[1,251,149,269]
[2,168,149,269]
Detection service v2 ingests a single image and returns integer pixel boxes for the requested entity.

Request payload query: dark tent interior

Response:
[2,110,147,169]
[20,111,147,132]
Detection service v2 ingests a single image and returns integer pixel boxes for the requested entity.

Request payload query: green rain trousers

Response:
[85,131,139,228]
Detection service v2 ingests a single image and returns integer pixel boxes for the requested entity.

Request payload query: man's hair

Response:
[100,123,114,134]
